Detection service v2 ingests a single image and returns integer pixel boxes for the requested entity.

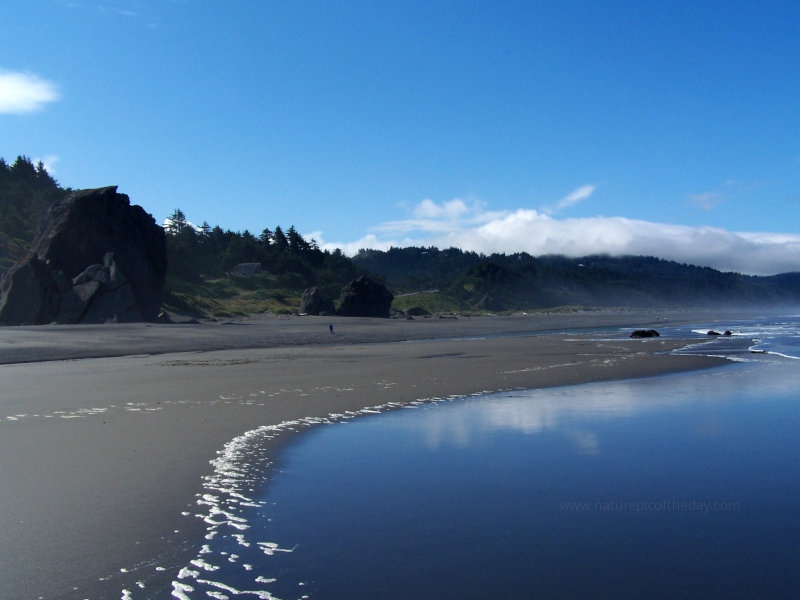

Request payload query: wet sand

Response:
[0,312,730,599]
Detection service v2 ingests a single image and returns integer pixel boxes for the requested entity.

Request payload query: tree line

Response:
[0,156,67,241]
[3,155,797,313]
[353,247,800,309]
[0,156,364,299]
[163,208,363,297]
[0,156,69,271]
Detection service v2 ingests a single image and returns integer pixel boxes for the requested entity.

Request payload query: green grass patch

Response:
[392,291,467,315]
[163,274,301,318]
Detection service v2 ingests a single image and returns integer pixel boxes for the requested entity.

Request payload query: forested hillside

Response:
[0,156,68,271]
[161,208,367,315]
[2,155,797,318]
[0,157,368,317]
[354,248,800,312]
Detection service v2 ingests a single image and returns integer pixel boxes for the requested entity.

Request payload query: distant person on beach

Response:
[329,323,334,335]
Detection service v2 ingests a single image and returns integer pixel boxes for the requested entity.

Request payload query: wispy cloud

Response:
[374,197,507,236]
[316,196,800,275]
[688,190,725,210]
[56,1,161,28]
[0,70,60,114]
[543,184,597,214]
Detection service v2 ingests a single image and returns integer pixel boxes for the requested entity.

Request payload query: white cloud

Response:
[413,197,471,219]
[559,184,596,208]
[33,154,60,175]
[543,184,597,214]
[374,197,507,236]
[688,191,725,210]
[0,70,60,114]
[163,216,201,232]
[317,196,800,275]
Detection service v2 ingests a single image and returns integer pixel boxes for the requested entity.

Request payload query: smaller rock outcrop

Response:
[337,276,393,318]
[630,329,660,338]
[299,286,335,316]
[65,252,141,323]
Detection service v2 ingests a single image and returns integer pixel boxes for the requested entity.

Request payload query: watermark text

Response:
[559,500,741,514]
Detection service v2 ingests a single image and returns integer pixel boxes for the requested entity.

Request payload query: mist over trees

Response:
[353,247,800,310]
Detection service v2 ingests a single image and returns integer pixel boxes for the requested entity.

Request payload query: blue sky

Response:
[2,1,799,274]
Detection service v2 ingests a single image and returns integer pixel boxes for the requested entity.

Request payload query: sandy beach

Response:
[0,311,731,599]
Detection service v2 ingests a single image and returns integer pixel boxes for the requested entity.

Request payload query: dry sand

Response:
[0,312,732,599]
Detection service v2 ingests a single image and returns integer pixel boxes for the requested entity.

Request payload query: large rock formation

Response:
[299,286,335,315]
[0,187,167,325]
[337,276,393,318]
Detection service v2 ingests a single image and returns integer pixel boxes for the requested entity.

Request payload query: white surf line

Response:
[758,350,800,360]
[168,388,500,599]
[500,361,581,374]
[1,383,343,424]
[2,405,116,423]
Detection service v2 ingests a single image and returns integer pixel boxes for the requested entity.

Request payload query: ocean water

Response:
[167,316,800,600]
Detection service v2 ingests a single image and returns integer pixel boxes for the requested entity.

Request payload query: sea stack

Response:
[0,186,167,325]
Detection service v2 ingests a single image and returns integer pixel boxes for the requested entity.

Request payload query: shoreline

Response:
[0,313,733,599]
[0,308,752,365]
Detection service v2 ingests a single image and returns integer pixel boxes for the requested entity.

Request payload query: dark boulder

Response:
[0,257,62,325]
[707,330,721,336]
[337,276,393,318]
[299,286,335,316]
[406,306,431,317]
[630,329,660,338]
[0,187,167,325]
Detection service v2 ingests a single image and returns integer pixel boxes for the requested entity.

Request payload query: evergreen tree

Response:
[0,155,67,244]
[165,208,189,236]
[164,209,201,281]
[272,226,289,252]
[287,225,309,254]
